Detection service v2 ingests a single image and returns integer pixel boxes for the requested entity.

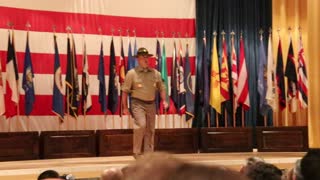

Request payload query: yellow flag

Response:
[209,36,221,114]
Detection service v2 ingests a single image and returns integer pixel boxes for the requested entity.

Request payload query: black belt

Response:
[131,98,155,104]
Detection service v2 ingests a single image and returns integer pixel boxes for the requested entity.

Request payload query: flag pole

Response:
[52,26,62,131]
[6,24,13,133]
[66,26,72,130]
[180,115,183,128]
[8,117,11,132]
[12,29,21,126]
[241,108,245,127]
[172,114,175,128]
[292,112,297,126]
[58,117,61,131]
[129,115,133,129]
[120,113,123,129]
[180,115,183,129]
[27,116,30,131]
[233,107,236,127]
[216,112,219,127]
[207,112,210,128]
[165,108,168,128]
[120,103,123,129]
[119,30,124,130]
[224,108,227,127]
[113,115,115,129]
[104,113,107,129]
[82,27,87,130]
[157,114,160,129]
[25,23,32,132]
[231,31,236,128]
[84,102,87,130]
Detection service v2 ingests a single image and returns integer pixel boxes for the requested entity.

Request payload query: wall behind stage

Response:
[274,0,320,147]
[272,0,308,127]
[0,0,196,132]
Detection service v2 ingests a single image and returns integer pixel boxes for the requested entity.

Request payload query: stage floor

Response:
[0,152,305,180]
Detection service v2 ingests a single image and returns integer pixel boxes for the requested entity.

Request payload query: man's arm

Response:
[121,91,130,115]
[159,89,168,109]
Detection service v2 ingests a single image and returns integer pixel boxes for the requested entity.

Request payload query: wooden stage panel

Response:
[200,128,253,152]
[97,129,133,156]
[40,130,96,159]
[0,132,39,161]
[256,126,308,152]
[155,128,198,153]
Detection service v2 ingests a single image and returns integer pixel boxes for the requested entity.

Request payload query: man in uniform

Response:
[121,47,168,158]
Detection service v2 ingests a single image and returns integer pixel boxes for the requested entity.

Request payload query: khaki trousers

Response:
[131,98,156,155]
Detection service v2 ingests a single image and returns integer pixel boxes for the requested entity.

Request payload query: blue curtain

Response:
[194,0,272,128]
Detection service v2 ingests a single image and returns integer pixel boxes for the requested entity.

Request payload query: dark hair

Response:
[38,170,60,180]
[301,148,320,180]
[246,162,282,180]
[170,163,248,180]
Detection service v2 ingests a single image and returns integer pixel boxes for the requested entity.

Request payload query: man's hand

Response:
[162,101,169,109]
[122,107,130,115]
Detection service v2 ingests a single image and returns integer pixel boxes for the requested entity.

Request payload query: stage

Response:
[0,152,305,180]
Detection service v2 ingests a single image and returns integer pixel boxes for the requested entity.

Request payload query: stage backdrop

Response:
[195,0,272,128]
[0,0,196,132]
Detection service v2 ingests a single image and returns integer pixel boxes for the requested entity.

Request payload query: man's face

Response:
[137,55,149,68]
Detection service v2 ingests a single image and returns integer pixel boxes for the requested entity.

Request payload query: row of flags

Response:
[0,30,195,122]
[197,31,308,120]
[0,30,308,122]
[204,35,250,114]
[260,33,308,114]
[157,39,195,121]
[199,34,250,118]
[1,30,135,119]
[53,34,138,120]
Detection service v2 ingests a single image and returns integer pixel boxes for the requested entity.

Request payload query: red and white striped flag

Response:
[237,36,250,110]
[231,35,238,110]
[297,34,308,109]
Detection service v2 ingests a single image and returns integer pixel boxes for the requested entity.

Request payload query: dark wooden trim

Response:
[200,127,253,152]
[97,129,133,156]
[0,131,39,161]
[155,128,199,153]
[40,130,96,159]
[256,126,308,152]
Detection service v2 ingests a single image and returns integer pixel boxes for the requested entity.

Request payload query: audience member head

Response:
[123,152,248,180]
[38,170,61,180]
[240,156,265,174]
[300,148,320,180]
[101,168,123,180]
[283,159,303,180]
[123,152,181,180]
[245,161,282,180]
[169,162,248,180]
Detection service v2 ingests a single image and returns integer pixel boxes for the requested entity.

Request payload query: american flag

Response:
[0,0,196,129]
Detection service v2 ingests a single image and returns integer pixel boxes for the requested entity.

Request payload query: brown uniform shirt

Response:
[121,66,165,101]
